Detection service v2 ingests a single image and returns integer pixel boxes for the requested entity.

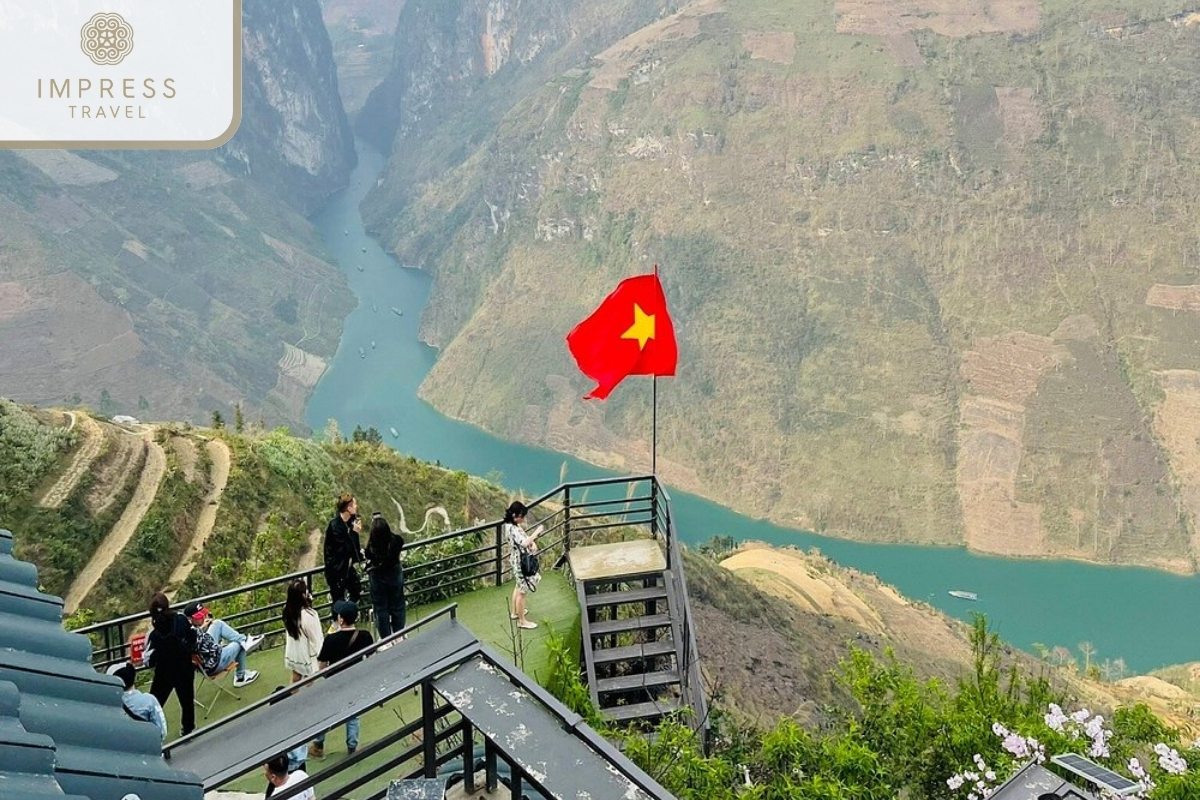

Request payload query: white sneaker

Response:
[241,634,264,654]
[233,670,259,688]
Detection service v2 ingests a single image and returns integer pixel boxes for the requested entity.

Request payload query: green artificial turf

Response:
[155,571,580,796]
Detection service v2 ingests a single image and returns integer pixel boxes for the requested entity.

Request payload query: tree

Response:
[351,425,383,444]
[1078,641,1096,674]
[99,388,115,416]
[322,418,341,444]
[234,402,245,433]
[211,410,225,429]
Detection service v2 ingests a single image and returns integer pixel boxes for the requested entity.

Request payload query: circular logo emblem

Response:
[80,12,134,66]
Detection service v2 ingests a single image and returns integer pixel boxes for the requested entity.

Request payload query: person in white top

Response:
[282,580,324,681]
[504,501,543,629]
[264,753,315,800]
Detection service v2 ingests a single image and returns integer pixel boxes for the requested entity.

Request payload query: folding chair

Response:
[192,654,240,718]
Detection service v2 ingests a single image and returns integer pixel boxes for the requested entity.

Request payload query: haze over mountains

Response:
[356,0,1200,572]
[6,0,1200,576]
[0,0,355,430]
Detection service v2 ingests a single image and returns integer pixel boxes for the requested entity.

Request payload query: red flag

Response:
[566,272,677,400]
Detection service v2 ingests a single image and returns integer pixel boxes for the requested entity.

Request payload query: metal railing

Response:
[78,474,708,746]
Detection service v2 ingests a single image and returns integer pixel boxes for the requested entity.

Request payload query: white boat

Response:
[371,341,376,349]
[389,427,399,438]
[358,347,365,359]
[948,590,978,601]
[391,307,403,317]
[356,264,364,272]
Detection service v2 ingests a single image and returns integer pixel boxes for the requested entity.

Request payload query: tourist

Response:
[109,662,167,741]
[268,685,309,775]
[312,600,374,757]
[263,753,315,800]
[504,501,544,630]
[324,493,364,606]
[365,512,406,641]
[184,602,262,687]
[146,592,198,735]
[283,580,324,683]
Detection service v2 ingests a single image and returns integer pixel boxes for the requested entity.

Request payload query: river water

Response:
[307,144,1194,675]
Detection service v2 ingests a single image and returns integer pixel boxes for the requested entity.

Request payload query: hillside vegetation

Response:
[360,0,1200,572]
[0,400,510,621]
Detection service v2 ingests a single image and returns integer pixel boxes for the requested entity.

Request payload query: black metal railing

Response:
[79,474,708,746]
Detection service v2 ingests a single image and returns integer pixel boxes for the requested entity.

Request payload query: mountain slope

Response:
[0,0,355,430]
[358,0,1200,571]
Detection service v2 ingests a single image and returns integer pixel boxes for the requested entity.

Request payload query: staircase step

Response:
[585,585,668,608]
[592,639,676,665]
[602,698,681,722]
[589,614,673,637]
[596,670,680,694]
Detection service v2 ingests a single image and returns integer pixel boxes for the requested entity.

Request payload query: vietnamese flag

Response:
[566,272,677,400]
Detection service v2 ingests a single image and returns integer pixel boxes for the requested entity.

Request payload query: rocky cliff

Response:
[0,0,356,430]
[356,0,1200,572]
[221,0,357,213]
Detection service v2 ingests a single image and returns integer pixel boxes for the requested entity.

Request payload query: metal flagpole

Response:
[652,375,658,476]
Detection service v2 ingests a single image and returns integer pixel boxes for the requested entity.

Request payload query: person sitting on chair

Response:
[184,603,262,688]
[108,662,168,741]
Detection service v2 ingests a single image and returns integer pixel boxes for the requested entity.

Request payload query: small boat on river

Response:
[358,347,365,359]
[389,427,399,438]
[391,307,403,317]
[948,590,978,601]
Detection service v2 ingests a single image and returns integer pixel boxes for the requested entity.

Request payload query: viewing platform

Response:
[65,474,706,799]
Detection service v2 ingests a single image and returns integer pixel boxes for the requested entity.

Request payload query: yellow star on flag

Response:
[621,303,656,350]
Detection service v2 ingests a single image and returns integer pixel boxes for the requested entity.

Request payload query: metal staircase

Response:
[580,569,685,725]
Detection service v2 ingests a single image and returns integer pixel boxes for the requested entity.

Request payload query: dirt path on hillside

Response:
[38,414,104,508]
[64,436,167,614]
[163,439,231,600]
[297,526,323,571]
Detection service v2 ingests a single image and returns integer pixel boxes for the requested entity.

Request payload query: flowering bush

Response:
[946,703,1200,800]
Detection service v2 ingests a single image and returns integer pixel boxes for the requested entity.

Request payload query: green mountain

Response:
[357,0,1200,572]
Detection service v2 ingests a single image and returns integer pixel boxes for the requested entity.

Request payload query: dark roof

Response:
[0,528,203,800]
[991,761,1097,800]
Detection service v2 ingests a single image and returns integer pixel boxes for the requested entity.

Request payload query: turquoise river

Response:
[307,145,1192,675]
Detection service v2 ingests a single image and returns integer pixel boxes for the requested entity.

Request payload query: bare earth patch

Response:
[588,0,721,91]
[995,87,1044,145]
[957,331,1070,557]
[722,544,883,631]
[1151,370,1200,559]
[836,0,1039,37]
[65,436,167,614]
[1146,283,1200,312]
[0,282,31,322]
[883,32,923,66]
[170,436,200,484]
[173,160,233,191]
[164,439,231,599]
[38,414,105,509]
[742,31,795,64]
[86,427,146,515]
[15,150,119,185]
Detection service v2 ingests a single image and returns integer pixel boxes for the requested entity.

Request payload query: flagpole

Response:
[652,375,658,476]
[652,263,660,477]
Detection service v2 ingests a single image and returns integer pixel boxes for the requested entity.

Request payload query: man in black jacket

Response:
[323,493,363,607]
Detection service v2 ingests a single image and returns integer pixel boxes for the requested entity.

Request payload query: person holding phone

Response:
[503,501,543,629]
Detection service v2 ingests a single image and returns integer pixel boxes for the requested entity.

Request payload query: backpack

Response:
[519,548,539,579]
[193,629,222,674]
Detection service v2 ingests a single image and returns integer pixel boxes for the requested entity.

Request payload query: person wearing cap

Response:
[311,599,374,757]
[184,602,263,688]
[109,662,168,741]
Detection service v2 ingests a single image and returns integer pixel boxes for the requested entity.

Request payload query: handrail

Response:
[80,472,708,750]
[163,603,460,755]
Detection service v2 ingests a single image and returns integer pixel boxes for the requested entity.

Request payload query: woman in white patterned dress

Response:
[504,501,543,629]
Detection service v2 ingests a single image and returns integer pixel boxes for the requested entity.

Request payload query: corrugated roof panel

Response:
[0,529,203,800]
